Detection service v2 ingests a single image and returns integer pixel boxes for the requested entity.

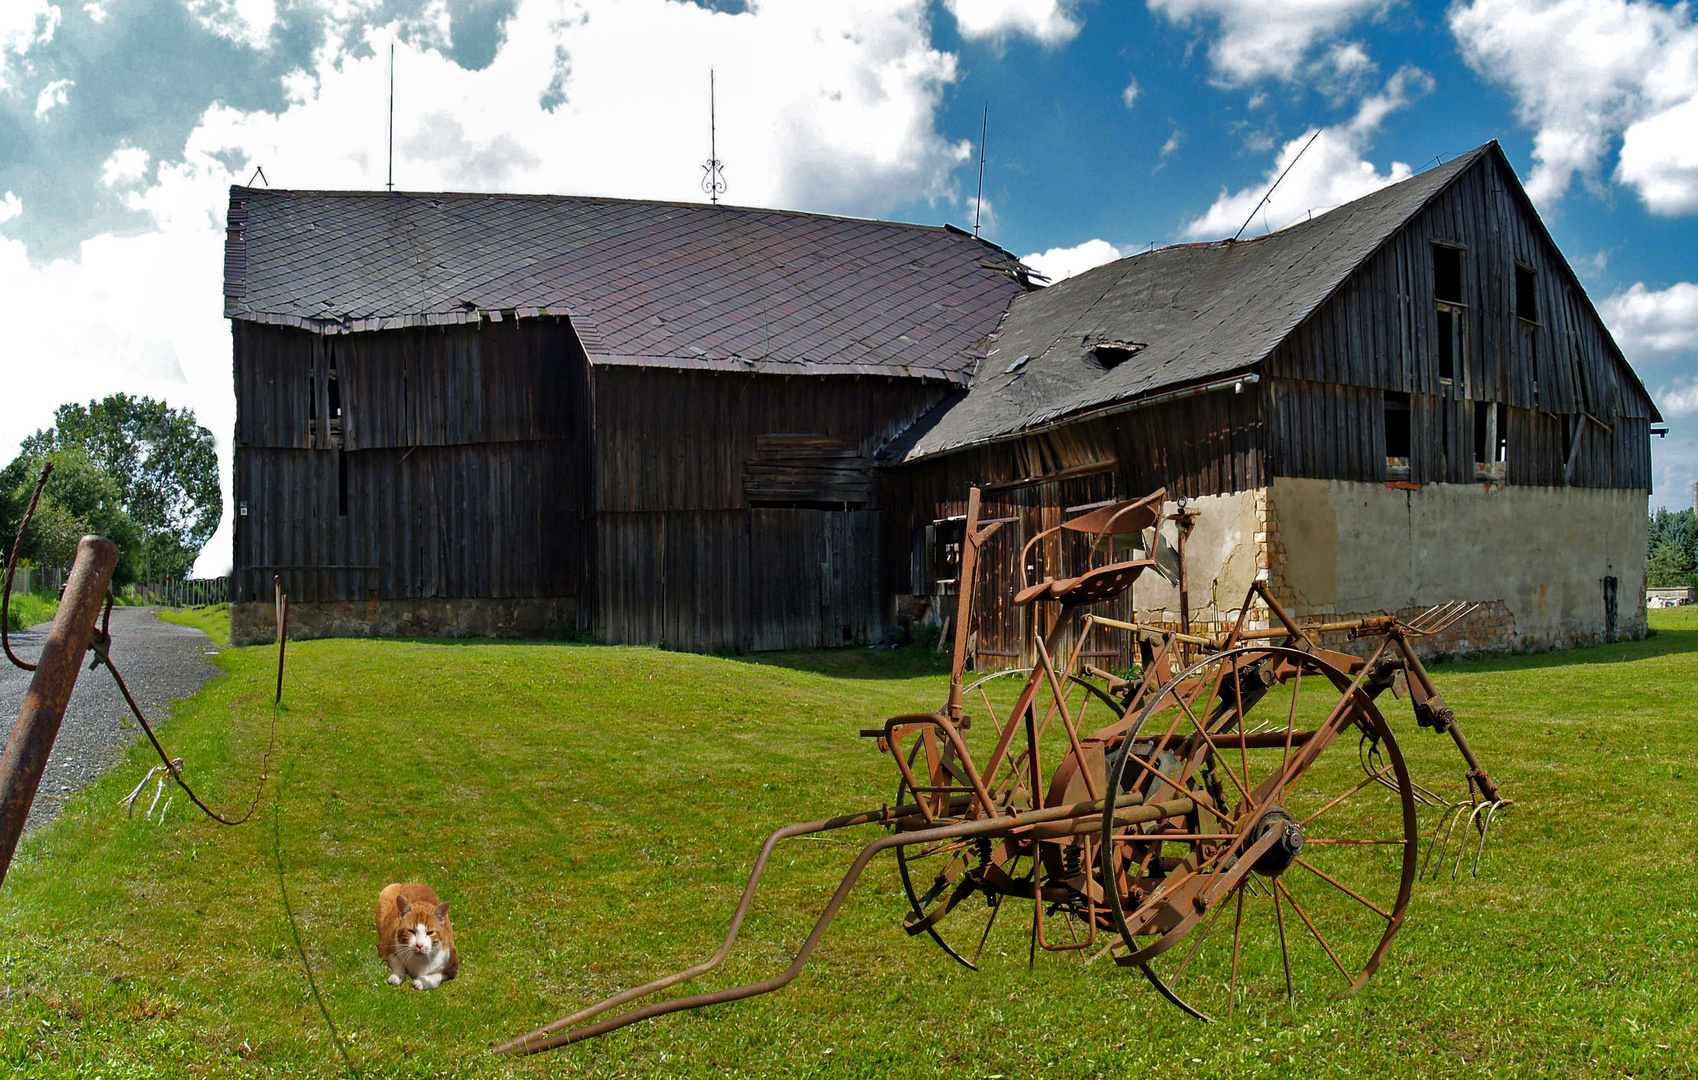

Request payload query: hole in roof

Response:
[1090,340,1145,371]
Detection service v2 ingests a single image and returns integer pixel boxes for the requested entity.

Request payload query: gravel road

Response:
[0,607,222,834]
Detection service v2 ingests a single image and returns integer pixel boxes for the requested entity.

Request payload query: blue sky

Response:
[3,0,1696,574]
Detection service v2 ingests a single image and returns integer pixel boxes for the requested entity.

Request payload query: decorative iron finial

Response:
[702,68,726,205]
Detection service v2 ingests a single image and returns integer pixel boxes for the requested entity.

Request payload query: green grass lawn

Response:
[0,613,1694,1078]
[154,602,231,647]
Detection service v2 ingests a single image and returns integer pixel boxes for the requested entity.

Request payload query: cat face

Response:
[394,895,451,957]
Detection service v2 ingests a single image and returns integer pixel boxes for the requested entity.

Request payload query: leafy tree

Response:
[0,448,144,587]
[19,394,219,583]
[1646,507,1698,589]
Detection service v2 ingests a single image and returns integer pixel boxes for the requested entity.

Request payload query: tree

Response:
[0,448,144,587]
[20,394,220,583]
[1646,507,1698,589]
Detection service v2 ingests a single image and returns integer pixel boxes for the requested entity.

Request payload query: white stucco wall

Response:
[1267,478,1648,650]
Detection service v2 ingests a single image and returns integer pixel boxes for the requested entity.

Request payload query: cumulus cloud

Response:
[1022,238,1124,282]
[1601,282,1698,359]
[186,0,279,48]
[0,1,60,88]
[1122,75,1140,108]
[1146,0,1389,85]
[100,146,151,188]
[33,77,71,119]
[1181,66,1431,239]
[945,0,1082,46]
[1451,0,1698,213]
[0,0,993,575]
[1659,378,1698,418]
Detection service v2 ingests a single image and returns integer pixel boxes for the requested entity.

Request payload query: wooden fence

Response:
[137,577,231,608]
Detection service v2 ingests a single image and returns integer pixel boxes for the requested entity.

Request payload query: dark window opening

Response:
[1437,308,1456,381]
[337,449,349,516]
[1433,244,1464,303]
[933,517,966,586]
[1515,264,1538,322]
[326,354,343,440]
[307,359,318,440]
[1384,391,1412,473]
[1091,340,1146,371]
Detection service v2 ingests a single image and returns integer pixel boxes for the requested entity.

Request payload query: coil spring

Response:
[1062,844,1083,878]
[974,836,993,867]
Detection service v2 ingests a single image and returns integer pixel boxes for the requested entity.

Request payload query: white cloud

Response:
[1451,0,1698,212]
[1601,281,1698,358]
[0,0,987,576]
[1181,65,1430,239]
[100,145,150,187]
[187,0,280,49]
[33,76,70,120]
[1146,0,1388,85]
[1659,378,1698,417]
[83,3,107,25]
[1122,75,1140,109]
[0,2,60,89]
[1022,238,1123,282]
[946,0,1081,45]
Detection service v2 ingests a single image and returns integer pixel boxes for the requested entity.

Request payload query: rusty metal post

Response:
[0,535,119,887]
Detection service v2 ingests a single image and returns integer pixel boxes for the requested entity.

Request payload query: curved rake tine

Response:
[1420,801,1469,880]
[1453,802,1494,879]
[1469,799,1512,877]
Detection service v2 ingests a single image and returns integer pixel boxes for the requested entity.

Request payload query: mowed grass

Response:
[0,612,1694,1079]
[154,603,231,647]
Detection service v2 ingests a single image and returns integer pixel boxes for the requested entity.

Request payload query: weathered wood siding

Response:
[592,367,945,650]
[879,388,1263,669]
[1266,153,1655,489]
[232,319,593,606]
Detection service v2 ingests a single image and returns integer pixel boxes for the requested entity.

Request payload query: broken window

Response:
[1473,401,1507,479]
[1432,244,1464,303]
[1437,308,1457,382]
[933,516,966,588]
[1515,264,1538,323]
[1433,244,1466,386]
[1384,391,1412,476]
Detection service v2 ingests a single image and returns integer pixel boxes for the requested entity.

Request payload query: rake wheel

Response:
[1098,646,1418,1020]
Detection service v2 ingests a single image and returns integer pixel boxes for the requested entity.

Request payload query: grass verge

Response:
[3,591,57,633]
[0,616,1693,1078]
[154,602,231,647]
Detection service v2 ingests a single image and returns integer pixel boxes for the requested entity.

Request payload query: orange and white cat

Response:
[376,883,459,990]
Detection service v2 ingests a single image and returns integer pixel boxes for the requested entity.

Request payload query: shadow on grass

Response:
[732,646,951,680]
[1428,622,1698,676]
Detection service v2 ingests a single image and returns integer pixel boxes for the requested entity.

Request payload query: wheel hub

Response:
[1250,808,1305,877]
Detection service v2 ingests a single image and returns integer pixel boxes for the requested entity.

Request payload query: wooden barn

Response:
[223,189,1031,647]
[879,142,1663,663]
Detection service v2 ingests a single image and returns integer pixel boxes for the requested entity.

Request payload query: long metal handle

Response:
[0,535,119,886]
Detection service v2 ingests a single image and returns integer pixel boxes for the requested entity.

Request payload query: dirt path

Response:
[0,607,223,833]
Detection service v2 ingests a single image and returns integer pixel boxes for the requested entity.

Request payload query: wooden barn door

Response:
[747,508,881,650]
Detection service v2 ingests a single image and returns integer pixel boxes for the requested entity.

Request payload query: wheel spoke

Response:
[1175,693,1256,807]
[1227,886,1245,1021]
[1277,667,1303,806]
[1272,883,1293,998]
[1292,855,1395,921]
[1171,878,1235,985]
[1297,764,1397,828]
[1275,880,1353,985]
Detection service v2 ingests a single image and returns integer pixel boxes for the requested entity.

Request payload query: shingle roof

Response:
[223,189,1032,383]
[886,146,1493,461]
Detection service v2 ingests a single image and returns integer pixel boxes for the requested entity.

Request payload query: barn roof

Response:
[886,146,1494,462]
[223,188,1033,384]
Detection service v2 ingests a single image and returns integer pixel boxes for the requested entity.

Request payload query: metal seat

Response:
[1015,489,1166,607]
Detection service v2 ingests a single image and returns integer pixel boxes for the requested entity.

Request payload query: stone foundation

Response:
[231,597,581,646]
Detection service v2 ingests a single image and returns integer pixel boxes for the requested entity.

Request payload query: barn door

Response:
[746,508,880,650]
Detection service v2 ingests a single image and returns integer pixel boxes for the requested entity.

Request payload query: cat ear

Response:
[435,901,451,922]
[395,895,412,917]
